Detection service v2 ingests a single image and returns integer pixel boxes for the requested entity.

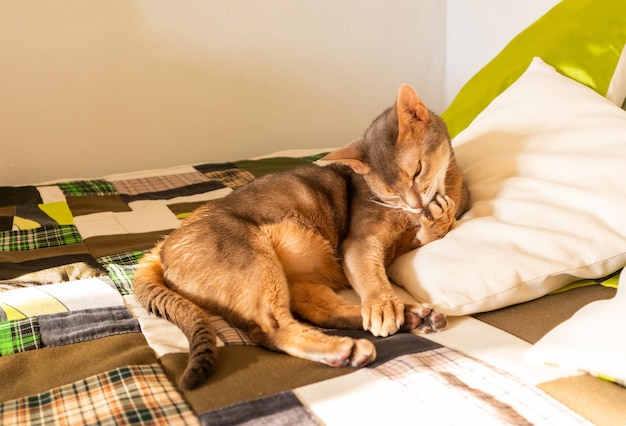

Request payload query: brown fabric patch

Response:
[0,243,90,264]
[66,195,132,217]
[83,230,173,259]
[0,333,157,402]
[538,375,626,426]
[473,285,617,344]
[167,201,206,218]
[160,346,356,413]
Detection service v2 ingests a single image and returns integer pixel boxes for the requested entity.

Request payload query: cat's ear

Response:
[320,140,371,174]
[396,84,429,142]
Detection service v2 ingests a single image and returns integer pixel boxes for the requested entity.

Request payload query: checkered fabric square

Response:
[0,225,82,251]
[113,173,211,196]
[0,364,199,425]
[371,347,591,425]
[0,317,41,355]
[99,250,148,295]
[201,168,255,189]
[57,180,117,197]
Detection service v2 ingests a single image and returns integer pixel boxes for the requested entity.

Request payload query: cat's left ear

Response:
[396,84,429,141]
[320,139,371,174]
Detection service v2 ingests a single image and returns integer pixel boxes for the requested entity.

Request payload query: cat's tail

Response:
[133,242,218,390]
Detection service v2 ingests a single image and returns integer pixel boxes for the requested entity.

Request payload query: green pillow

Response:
[443,0,626,138]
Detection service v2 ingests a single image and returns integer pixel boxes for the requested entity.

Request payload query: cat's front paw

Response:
[402,303,447,333]
[423,193,455,222]
[419,194,456,244]
[362,295,405,337]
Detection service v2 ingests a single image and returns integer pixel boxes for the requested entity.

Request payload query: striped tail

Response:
[133,243,218,390]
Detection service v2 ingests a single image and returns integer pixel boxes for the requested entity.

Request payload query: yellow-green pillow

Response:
[443,0,626,138]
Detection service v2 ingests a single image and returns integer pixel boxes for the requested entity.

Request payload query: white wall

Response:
[1,1,566,186]
[444,0,561,107]
[0,1,445,185]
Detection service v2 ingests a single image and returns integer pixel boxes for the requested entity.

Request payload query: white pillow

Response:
[388,58,626,316]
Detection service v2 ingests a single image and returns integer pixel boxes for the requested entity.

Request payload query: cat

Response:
[133,84,470,390]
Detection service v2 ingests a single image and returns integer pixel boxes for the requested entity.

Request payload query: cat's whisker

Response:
[369,198,423,214]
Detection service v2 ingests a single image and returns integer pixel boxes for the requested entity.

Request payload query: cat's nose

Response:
[402,192,421,209]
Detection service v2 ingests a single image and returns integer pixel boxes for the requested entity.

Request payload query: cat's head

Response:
[322,84,452,212]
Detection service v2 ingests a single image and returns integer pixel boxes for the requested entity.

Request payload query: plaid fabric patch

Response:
[113,173,211,196]
[200,167,255,189]
[0,317,41,355]
[0,364,199,425]
[210,315,253,346]
[0,225,82,251]
[57,180,117,197]
[98,250,148,295]
[102,265,137,295]
[371,347,591,425]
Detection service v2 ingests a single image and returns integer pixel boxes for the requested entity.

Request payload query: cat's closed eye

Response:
[412,161,422,181]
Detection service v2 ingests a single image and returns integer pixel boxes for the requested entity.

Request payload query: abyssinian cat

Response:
[133,84,469,390]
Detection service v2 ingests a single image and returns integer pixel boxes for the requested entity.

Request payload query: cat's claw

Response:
[402,303,447,333]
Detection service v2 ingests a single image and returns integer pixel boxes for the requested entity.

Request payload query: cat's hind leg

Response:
[264,320,376,368]
[290,281,363,330]
[245,248,376,368]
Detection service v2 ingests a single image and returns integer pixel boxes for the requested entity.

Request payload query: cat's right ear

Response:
[396,84,430,143]
[320,140,371,174]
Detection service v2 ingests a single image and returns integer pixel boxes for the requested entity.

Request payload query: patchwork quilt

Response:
[0,152,593,425]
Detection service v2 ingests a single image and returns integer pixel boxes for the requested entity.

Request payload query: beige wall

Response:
[0,1,445,185]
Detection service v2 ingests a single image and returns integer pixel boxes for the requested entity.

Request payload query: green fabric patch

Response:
[98,250,148,295]
[0,317,41,355]
[442,0,626,138]
[58,180,117,197]
[550,269,622,295]
[38,202,73,226]
[0,225,83,251]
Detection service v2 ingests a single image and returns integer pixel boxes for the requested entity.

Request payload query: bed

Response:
[2,0,626,424]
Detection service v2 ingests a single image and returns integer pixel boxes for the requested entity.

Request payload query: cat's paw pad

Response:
[423,194,454,221]
[402,303,447,333]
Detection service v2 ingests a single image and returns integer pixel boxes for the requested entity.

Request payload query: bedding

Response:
[3,0,626,423]
[0,148,624,425]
